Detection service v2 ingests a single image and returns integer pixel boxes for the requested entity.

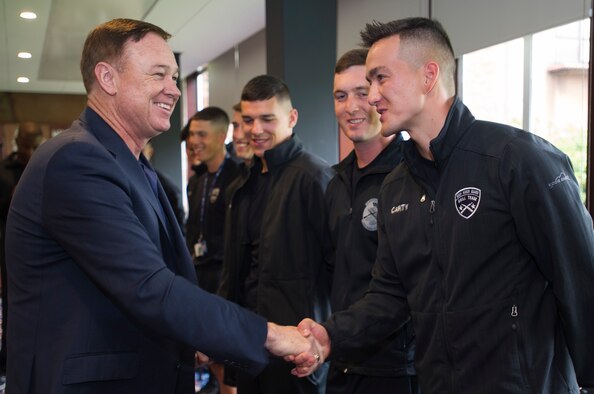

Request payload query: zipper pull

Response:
[511,304,518,317]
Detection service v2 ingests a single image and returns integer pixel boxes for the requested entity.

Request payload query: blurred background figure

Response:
[182,107,242,394]
[230,103,254,167]
[0,122,44,390]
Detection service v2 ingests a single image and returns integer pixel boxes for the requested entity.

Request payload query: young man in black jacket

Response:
[219,75,334,394]
[293,18,594,394]
[183,107,241,394]
[324,49,418,394]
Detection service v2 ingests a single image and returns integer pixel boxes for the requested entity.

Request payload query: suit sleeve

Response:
[502,137,594,387]
[42,141,269,374]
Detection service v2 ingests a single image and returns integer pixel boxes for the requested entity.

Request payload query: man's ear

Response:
[423,61,440,94]
[217,129,227,144]
[94,62,118,96]
[288,108,298,129]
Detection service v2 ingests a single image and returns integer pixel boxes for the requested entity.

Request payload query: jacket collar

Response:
[80,107,134,160]
[333,133,404,175]
[260,133,303,172]
[403,97,475,170]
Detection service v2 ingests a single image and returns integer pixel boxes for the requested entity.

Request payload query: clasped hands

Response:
[265,318,330,377]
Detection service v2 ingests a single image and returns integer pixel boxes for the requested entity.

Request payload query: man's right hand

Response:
[288,318,331,377]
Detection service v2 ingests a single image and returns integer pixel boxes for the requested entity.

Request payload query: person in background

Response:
[324,48,418,394]
[4,18,316,394]
[185,131,202,173]
[219,75,334,394]
[142,141,185,230]
[0,122,44,388]
[293,17,594,394]
[230,103,254,167]
[182,106,241,394]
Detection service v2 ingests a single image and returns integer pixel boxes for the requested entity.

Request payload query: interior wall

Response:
[208,29,266,116]
[336,0,429,56]
[0,92,86,127]
[207,49,235,112]
[0,92,87,159]
[237,29,267,103]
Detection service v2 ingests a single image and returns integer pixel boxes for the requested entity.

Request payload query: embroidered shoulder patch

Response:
[455,187,481,219]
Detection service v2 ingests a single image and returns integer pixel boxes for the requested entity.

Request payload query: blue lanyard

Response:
[199,155,227,239]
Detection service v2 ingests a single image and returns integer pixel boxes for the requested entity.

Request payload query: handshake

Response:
[265,318,330,377]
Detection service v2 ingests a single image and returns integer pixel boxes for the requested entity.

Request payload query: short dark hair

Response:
[361,18,456,93]
[360,18,454,56]
[241,75,292,104]
[335,48,368,74]
[180,106,230,141]
[81,18,171,93]
[232,102,241,113]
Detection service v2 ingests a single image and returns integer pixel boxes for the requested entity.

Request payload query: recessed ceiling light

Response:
[18,52,32,59]
[20,11,37,20]
[17,77,30,83]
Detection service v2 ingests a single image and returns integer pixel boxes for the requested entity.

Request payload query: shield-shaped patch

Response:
[454,187,481,219]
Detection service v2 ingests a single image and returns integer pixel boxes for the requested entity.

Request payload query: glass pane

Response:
[196,70,209,110]
[531,19,590,201]
[462,19,590,203]
[462,38,524,128]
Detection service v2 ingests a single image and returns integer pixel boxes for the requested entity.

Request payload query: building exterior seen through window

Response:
[462,19,590,202]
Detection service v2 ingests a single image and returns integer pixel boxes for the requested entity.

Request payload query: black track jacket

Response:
[323,98,594,393]
[219,134,334,326]
[325,136,416,376]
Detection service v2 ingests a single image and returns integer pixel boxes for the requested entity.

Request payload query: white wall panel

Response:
[432,0,590,56]
[337,0,429,57]
[208,29,266,116]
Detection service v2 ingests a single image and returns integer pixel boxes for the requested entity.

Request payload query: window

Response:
[461,19,590,201]
[196,69,209,111]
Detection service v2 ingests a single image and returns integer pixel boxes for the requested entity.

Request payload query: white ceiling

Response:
[0,0,265,94]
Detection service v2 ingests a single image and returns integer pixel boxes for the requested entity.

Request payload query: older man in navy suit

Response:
[4,18,314,394]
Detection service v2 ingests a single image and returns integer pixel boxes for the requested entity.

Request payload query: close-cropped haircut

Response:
[80,18,171,93]
[335,48,369,74]
[360,17,454,57]
[241,75,292,104]
[180,106,229,141]
[232,103,241,112]
[361,18,456,92]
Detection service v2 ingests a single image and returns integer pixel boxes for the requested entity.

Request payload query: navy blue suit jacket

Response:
[5,108,268,394]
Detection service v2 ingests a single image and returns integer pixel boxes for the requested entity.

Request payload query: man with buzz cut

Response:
[324,48,418,394]
[219,74,334,394]
[183,106,241,394]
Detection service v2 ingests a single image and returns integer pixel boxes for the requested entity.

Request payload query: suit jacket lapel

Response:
[156,180,196,281]
[138,155,173,242]
[80,108,192,278]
